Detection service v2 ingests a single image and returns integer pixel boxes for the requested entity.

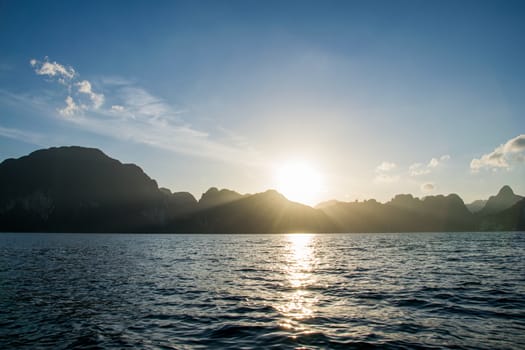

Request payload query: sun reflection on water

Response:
[276,234,318,327]
[288,233,314,288]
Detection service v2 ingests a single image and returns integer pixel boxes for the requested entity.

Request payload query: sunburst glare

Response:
[274,161,323,206]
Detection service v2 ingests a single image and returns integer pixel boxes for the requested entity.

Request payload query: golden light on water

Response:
[288,234,314,289]
[276,234,318,325]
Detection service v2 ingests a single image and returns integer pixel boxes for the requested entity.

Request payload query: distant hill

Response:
[0,146,168,232]
[198,187,246,210]
[160,188,199,216]
[318,194,476,232]
[477,185,523,216]
[0,146,332,233]
[171,190,335,233]
[466,199,487,213]
[0,146,522,233]
[479,198,525,231]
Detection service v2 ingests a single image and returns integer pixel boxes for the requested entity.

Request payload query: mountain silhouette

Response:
[0,146,522,233]
[318,193,475,232]
[160,188,198,216]
[479,198,525,231]
[0,146,168,231]
[477,185,523,216]
[198,187,246,210]
[466,199,488,213]
[171,190,335,233]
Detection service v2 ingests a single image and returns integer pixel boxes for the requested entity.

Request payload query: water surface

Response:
[1,232,524,349]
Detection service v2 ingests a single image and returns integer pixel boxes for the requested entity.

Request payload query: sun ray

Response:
[274,161,323,206]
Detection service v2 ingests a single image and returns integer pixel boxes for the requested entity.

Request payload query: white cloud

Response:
[374,161,399,183]
[470,150,507,170]
[409,163,430,176]
[376,161,396,172]
[58,96,80,117]
[30,57,108,115]
[111,105,125,112]
[31,58,104,113]
[421,182,435,193]
[503,134,525,153]
[77,80,104,109]
[471,134,525,172]
[29,56,262,165]
[30,58,75,80]
[409,154,450,176]
[428,158,439,168]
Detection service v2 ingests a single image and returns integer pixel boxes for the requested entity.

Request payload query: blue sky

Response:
[0,0,524,204]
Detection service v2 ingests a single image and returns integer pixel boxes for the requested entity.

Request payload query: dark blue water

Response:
[1,232,524,349]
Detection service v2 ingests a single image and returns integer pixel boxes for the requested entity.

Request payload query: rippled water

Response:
[1,232,524,349]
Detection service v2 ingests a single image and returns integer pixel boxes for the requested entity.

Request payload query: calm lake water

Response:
[1,232,524,349]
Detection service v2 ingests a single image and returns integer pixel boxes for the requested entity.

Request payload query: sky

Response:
[0,0,524,205]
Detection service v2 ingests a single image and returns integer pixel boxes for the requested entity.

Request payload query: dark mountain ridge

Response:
[317,193,476,233]
[0,146,166,232]
[477,185,523,216]
[0,146,523,232]
[171,189,336,233]
[198,187,246,210]
[466,185,523,214]
[466,199,487,213]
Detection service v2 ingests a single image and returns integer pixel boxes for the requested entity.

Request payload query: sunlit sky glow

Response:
[275,161,323,205]
[0,0,524,204]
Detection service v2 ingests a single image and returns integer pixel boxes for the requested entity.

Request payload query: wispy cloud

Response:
[117,86,182,124]
[374,155,451,185]
[374,161,399,183]
[100,76,134,86]
[0,125,45,145]
[111,105,125,112]
[376,161,396,172]
[409,155,450,176]
[408,163,430,176]
[28,56,262,165]
[470,134,525,172]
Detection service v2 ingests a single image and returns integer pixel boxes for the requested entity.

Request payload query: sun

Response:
[274,161,323,206]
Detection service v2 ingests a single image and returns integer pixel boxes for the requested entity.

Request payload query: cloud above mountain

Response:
[409,155,450,176]
[471,134,525,172]
[31,57,104,115]
[27,56,261,165]
[374,161,399,183]
[77,80,104,109]
[59,96,80,117]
